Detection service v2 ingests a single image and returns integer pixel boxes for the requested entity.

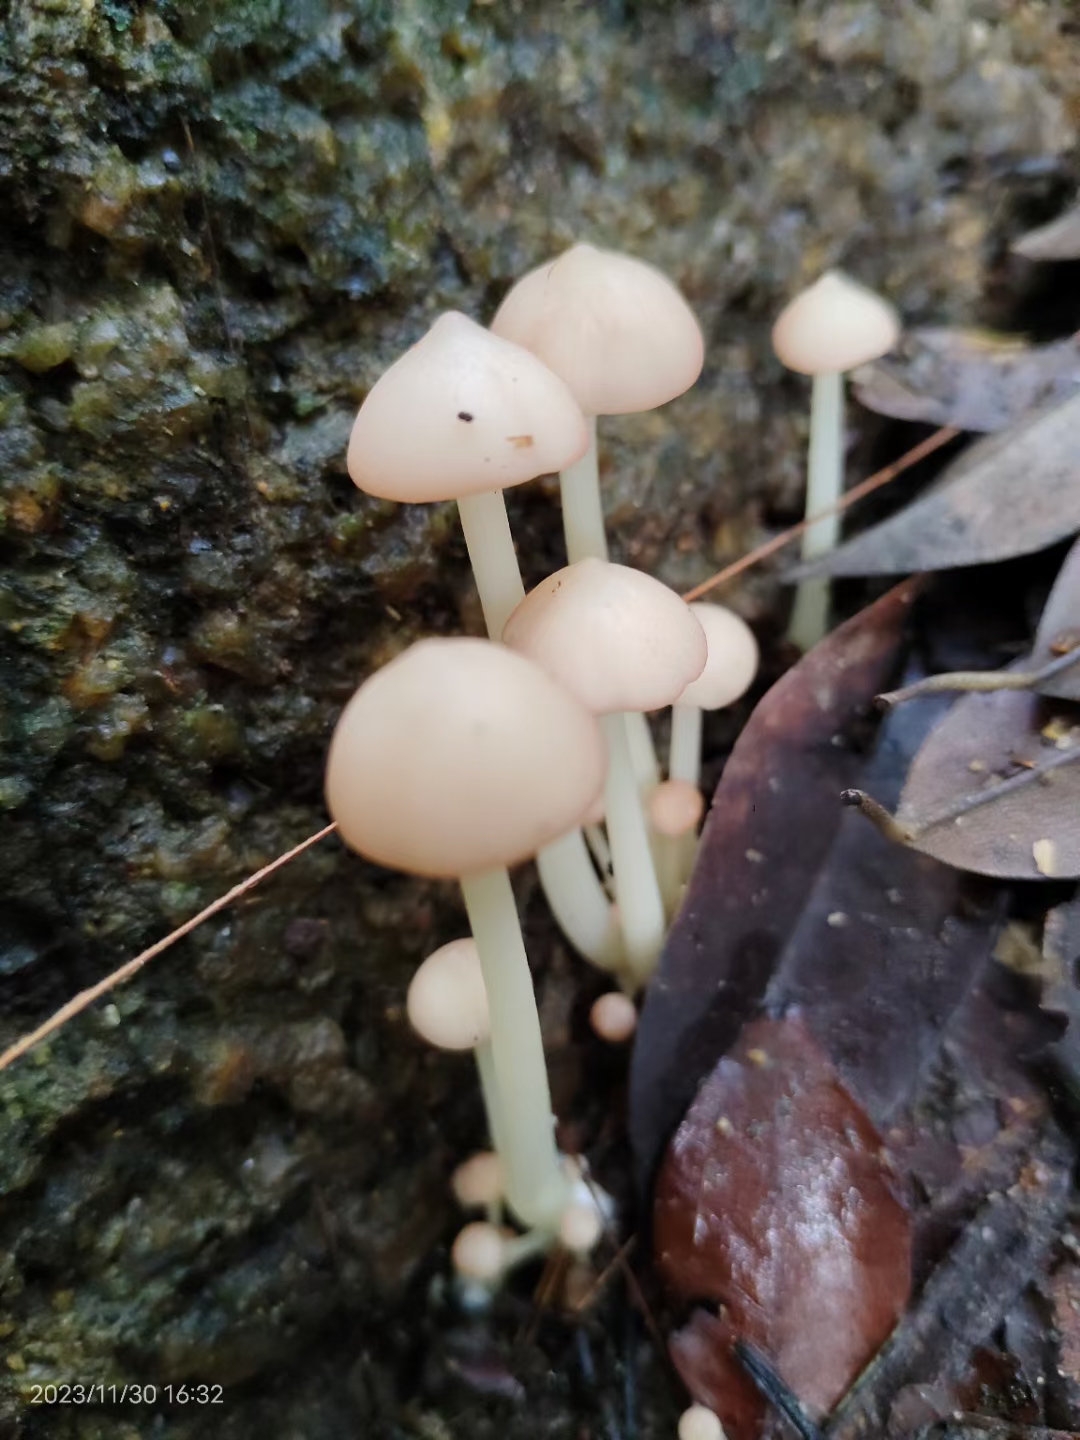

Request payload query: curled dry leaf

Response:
[793,391,1080,579]
[1029,535,1080,702]
[655,1016,913,1439]
[888,680,1080,879]
[851,328,1080,434]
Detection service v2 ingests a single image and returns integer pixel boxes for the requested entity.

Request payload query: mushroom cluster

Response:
[326,245,895,1282]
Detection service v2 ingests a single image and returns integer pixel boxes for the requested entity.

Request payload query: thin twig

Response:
[877,644,1080,708]
[681,426,959,604]
[0,823,338,1073]
[734,1340,824,1440]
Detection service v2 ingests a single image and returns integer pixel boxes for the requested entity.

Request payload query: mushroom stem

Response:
[788,369,844,652]
[460,867,570,1229]
[626,710,661,792]
[600,713,667,986]
[536,832,622,969]
[559,417,608,564]
[668,701,703,787]
[456,490,527,640]
[473,1039,506,1160]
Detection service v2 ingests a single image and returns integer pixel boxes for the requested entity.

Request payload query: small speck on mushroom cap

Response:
[325,637,605,878]
[407,938,489,1051]
[491,243,704,417]
[676,604,759,711]
[347,312,588,503]
[502,559,706,715]
[771,270,901,377]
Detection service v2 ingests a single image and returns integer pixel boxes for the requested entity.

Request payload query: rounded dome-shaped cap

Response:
[407,939,489,1051]
[502,559,706,715]
[771,270,900,376]
[589,991,638,1044]
[451,1222,505,1282]
[678,1406,727,1440]
[452,1151,504,1208]
[347,312,589,503]
[491,244,704,417]
[677,603,759,711]
[326,638,605,878]
[648,778,705,838]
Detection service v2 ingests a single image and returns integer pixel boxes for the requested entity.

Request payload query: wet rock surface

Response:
[0,1,1078,1434]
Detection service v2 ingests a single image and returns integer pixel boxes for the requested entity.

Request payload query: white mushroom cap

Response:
[589,991,638,1044]
[451,1151,504,1208]
[502,559,706,715]
[559,1198,605,1254]
[648,779,705,838]
[771,270,901,376]
[678,1405,728,1440]
[676,604,759,711]
[491,243,704,416]
[407,939,489,1051]
[325,638,605,878]
[347,312,589,503]
[451,1222,506,1283]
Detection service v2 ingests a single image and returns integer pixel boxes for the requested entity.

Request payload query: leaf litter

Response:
[638,575,1076,1439]
[793,390,1080,579]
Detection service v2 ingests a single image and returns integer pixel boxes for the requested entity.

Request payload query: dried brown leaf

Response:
[852,329,1080,433]
[892,682,1080,879]
[795,392,1080,578]
[1030,536,1080,701]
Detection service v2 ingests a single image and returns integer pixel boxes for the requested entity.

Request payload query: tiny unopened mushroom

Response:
[326,637,605,1228]
[451,1221,506,1284]
[492,243,703,565]
[347,311,588,639]
[589,991,638,1043]
[451,1151,504,1211]
[504,559,706,984]
[670,604,759,790]
[648,779,706,838]
[408,939,504,1161]
[559,1198,605,1255]
[772,271,900,651]
[678,1405,727,1440]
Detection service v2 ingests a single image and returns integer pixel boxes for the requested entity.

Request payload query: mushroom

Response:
[589,990,638,1044]
[347,311,588,639]
[491,243,704,565]
[504,559,706,985]
[678,1405,727,1440]
[325,637,605,1228]
[492,244,702,792]
[772,271,901,651]
[660,602,759,908]
[407,938,505,1161]
[451,1151,504,1212]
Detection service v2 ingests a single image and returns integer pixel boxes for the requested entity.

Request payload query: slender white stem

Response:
[668,703,703,787]
[456,490,526,640]
[788,369,844,652]
[473,1040,505,1159]
[460,868,570,1230]
[625,710,661,792]
[559,417,607,564]
[536,831,622,971]
[600,713,666,987]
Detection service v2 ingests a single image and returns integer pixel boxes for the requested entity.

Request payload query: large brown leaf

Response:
[629,582,919,1188]
[794,392,1080,578]
[852,328,1080,434]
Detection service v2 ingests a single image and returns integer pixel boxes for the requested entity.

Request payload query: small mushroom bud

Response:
[589,991,638,1044]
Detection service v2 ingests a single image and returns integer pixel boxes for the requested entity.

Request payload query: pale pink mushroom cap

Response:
[677,603,759,711]
[407,939,489,1051]
[559,1199,604,1254]
[589,991,638,1044]
[678,1405,728,1440]
[648,779,705,838]
[347,312,589,503]
[502,559,706,715]
[451,1222,505,1282]
[326,638,605,879]
[451,1151,504,1208]
[491,243,704,416]
[771,270,900,377]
